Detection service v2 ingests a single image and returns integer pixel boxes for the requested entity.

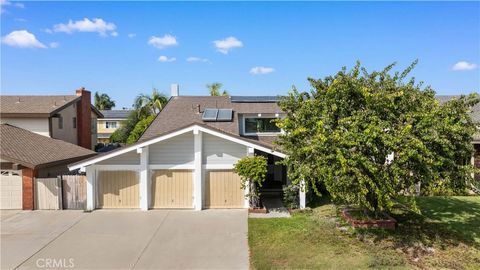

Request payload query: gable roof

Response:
[0,95,103,118]
[69,123,285,170]
[0,124,97,169]
[139,96,283,146]
[100,109,134,119]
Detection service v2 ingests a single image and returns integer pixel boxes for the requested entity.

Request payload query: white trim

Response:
[193,131,203,210]
[197,126,286,158]
[69,124,286,170]
[149,164,194,170]
[69,126,195,170]
[299,179,306,209]
[94,165,141,171]
[203,164,234,170]
[139,146,149,211]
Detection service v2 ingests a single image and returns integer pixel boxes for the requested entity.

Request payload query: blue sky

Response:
[1,1,479,108]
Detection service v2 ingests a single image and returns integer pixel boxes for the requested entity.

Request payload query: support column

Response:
[299,179,306,209]
[85,166,95,211]
[244,147,255,208]
[21,168,36,210]
[193,129,203,210]
[139,146,150,211]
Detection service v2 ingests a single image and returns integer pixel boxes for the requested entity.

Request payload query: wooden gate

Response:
[61,175,87,209]
[35,178,62,210]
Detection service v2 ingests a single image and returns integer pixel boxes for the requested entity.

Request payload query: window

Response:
[105,121,118,129]
[72,117,77,128]
[244,117,280,134]
[58,116,63,129]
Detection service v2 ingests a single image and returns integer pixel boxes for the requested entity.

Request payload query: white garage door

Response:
[0,170,23,210]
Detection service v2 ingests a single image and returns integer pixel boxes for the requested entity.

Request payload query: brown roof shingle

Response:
[139,96,283,147]
[0,124,96,169]
[0,95,80,116]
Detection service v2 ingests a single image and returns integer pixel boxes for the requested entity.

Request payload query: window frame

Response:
[242,114,282,136]
[105,121,118,129]
[58,116,63,129]
[72,117,77,129]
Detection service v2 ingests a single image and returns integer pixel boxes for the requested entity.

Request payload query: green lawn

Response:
[249,196,480,269]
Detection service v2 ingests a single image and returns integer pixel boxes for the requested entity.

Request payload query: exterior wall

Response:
[51,102,78,145]
[98,150,140,165]
[202,133,247,165]
[97,119,123,134]
[149,132,195,165]
[0,118,49,137]
[22,168,36,210]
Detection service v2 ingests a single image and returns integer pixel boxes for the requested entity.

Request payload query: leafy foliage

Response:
[206,82,229,96]
[234,155,267,208]
[94,92,116,110]
[126,115,156,144]
[276,61,479,213]
[283,184,300,209]
[110,111,139,144]
[134,88,168,118]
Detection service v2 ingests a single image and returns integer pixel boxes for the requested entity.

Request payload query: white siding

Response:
[0,118,49,137]
[149,132,194,165]
[203,133,247,165]
[98,150,140,165]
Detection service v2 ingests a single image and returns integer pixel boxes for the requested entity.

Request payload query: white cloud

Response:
[250,66,275,75]
[158,55,176,62]
[53,18,117,36]
[49,42,59,48]
[1,30,47,48]
[186,57,208,62]
[128,33,136,38]
[452,61,477,71]
[213,36,243,54]
[148,34,178,49]
[44,28,53,34]
[111,31,118,37]
[1,0,24,13]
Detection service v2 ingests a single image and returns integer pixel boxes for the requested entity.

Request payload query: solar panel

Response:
[202,108,218,121]
[217,109,233,121]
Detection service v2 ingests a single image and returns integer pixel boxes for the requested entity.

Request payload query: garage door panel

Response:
[0,170,23,209]
[152,170,192,208]
[98,171,139,209]
[205,170,244,209]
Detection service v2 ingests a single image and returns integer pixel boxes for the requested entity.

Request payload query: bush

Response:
[126,115,155,144]
[283,184,300,209]
[234,156,267,208]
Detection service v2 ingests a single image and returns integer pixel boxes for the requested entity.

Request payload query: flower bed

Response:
[342,208,396,230]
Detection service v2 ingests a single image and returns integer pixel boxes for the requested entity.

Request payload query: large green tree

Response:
[206,82,229,96]
[276,61,479,214]
[94,92,116,110]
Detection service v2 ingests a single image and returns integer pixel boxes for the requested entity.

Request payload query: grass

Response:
[249,196,480,270]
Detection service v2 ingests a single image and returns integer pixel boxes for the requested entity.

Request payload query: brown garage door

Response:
[205,170,245,208]
[151,170,193,208]
[97,171,139,209]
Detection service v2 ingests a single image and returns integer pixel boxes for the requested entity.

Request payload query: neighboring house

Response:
[69,88,480,212]
[0,124,96,210]
[69,86,297,211]
[0,88,103,150]
[97,110,133,144]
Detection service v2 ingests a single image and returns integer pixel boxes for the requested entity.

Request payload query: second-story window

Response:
[58,116,63,129]
[244,117,280,134]
[105,121,118,129]
[72,117,77,128]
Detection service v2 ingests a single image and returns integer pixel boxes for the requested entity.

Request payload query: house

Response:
[69,86,301,211]
[97,110,134,144]
[0,124,96,210]
[0,88,103,150]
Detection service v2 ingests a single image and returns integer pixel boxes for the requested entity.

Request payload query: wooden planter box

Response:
[342,209,396,230]
[249,207,268,214]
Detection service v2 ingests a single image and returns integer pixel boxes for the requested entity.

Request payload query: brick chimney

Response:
[75,87,92,150]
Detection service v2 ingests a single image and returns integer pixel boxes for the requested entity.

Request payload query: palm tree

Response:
[133,88,168,118]
[94,92,116,110]
[206,83,229,96]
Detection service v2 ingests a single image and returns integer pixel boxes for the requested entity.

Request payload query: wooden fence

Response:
[61,175,87,210]
[35,178,62,210]
[34,175,87,210]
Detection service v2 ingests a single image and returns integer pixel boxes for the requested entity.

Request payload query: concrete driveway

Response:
[1,210,249,269]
